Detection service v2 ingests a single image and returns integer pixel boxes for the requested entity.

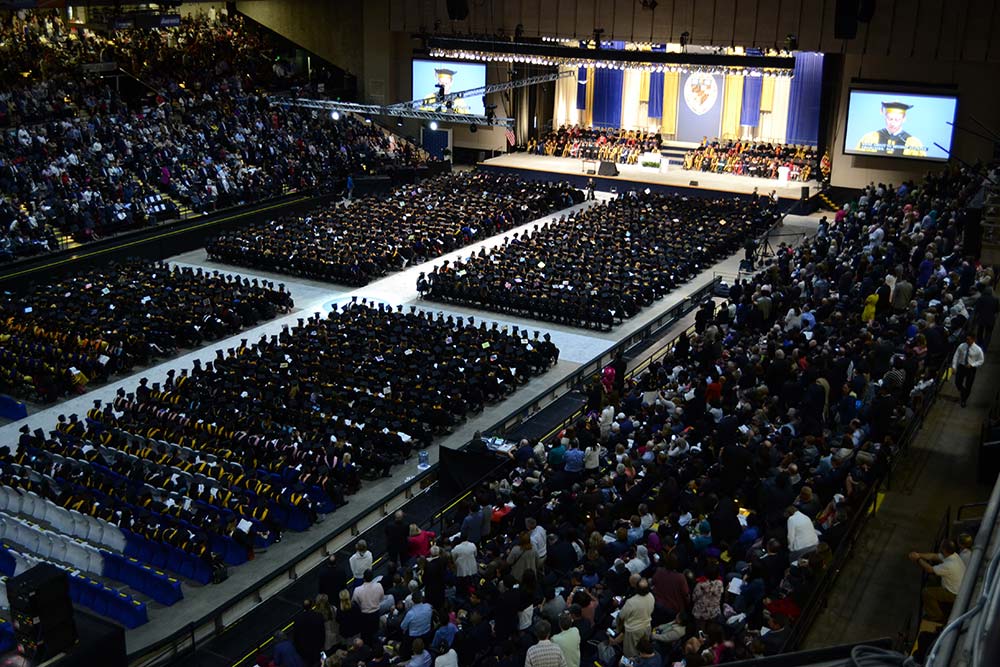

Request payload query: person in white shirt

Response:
[526,517,547,567]
[551,613,581,667]
[785,507,819,560]
[952,333,985,407]
[433,644,459,667]
[909,539,967,621]
[452,539,478,581]
[349,540,373,580]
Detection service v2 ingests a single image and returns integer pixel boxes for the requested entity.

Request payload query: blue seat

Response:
[0,621,15,654]
[88,583,109,618]
[287,507,311,532]
[175,551,196,581]
[190,558,212,585]
[0,548,15,577]
[219,537,247,566]
[101,551,121,582]
[149,544,168,570]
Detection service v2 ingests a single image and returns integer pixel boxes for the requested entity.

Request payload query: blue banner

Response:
[674,73,724,143]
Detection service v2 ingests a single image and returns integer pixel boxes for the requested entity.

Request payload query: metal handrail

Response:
[782,351,954,651]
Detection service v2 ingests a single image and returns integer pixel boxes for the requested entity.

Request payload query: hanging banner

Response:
[674,73,724,143]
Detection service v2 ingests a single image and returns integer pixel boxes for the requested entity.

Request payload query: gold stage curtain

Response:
[721,75,744,140]
[760,76,775,113]
[661,71,679,135]
[639,71,651,104]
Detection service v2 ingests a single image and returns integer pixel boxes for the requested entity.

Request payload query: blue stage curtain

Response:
[647,46,666,118]
[591,67,624,127]
[740,75,763,126]
[576,66,588,110]
[785,52,824,145]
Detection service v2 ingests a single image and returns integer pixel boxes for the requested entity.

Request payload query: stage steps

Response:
[817,192,841,212]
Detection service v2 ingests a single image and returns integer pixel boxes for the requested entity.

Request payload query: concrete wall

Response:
[829,54,1000,188]
[389,0,1000,61]
[236,0,364,86]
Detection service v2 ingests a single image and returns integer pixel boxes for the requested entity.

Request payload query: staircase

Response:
[817,191,841,212]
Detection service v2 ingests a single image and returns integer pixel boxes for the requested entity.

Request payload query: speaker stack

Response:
[7,563,78,662]
[598,160,619,177]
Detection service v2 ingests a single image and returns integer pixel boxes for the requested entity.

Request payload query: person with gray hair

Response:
[525,618,568,667]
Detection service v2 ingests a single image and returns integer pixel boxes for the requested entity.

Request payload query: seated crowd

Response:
[4,301,560,576]
[206,173,584,286]
[0,260,292,402]
[682,140,822,182]
[527,125,662,164]
[0,10,423,261]
[420,191,781,329]
[279,166,995,667]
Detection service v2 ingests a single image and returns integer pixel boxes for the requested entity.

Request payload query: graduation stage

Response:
[478,152,822,202]
[0,191,822,663]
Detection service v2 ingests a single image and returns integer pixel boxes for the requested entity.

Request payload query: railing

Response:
[927,390,1000,667]
[782,350,955,651]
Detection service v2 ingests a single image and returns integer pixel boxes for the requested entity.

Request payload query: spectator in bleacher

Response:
[908,539,967,622]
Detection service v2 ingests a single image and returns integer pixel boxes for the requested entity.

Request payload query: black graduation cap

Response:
[881,101,913,112]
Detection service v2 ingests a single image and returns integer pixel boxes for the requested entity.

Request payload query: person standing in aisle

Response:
[952,333,985,408]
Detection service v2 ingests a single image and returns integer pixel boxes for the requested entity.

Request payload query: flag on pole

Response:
[504,127,516,145]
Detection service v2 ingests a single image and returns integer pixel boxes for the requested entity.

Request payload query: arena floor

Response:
[0,191,822,653]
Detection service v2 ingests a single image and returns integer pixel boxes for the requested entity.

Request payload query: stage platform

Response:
[479,152,821,201]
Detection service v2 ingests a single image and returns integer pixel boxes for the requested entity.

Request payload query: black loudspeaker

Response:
[801,186,810,200]
[598,160,619,176]
[857,0,876,22]
[689,180,699,186]
[446,0,469,20]
[835,0,859,39]
[585,169,596,175]
[8,563,78,661]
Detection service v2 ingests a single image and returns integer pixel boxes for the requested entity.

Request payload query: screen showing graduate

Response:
[412,59,486,116]
[843,90,957,161]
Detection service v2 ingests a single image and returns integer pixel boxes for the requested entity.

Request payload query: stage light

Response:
[784,34,798,50]
[330,111,340,120]
[429,121,439,130]
[365,117,372,123]
[470,123,478,133]
[680,31,691,47]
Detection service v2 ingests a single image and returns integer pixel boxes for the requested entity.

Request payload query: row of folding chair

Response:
[121,529,215,584]
[0,544,149,628]
[67,571,148,628]
[0,514,104,575]
[0,485,126,552]
[101,551,183,606]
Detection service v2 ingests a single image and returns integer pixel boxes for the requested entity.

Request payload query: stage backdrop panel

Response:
[674,73,724,143]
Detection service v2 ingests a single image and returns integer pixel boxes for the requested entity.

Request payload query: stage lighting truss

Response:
[272,70,573,129]
[271,97,514,128]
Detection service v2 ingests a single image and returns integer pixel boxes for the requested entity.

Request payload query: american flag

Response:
[504,126,516,145]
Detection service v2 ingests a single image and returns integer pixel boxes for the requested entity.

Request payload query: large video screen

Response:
[843,89,957,161]
[412,59,486,116]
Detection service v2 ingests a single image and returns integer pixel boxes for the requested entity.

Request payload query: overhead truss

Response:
[270,69,574,128]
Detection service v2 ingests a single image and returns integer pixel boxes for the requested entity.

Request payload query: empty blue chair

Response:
[287,507,311,532]
[148,544,168,570]
[190,558,212,585]
[87,582,109,618]
[0,548,15,577]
